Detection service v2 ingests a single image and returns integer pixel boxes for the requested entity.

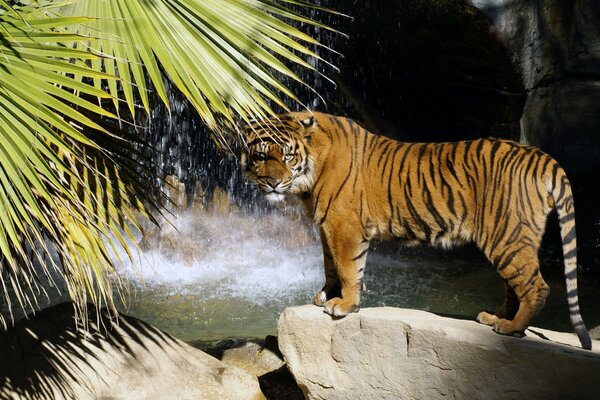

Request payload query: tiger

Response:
[240,111,592,350]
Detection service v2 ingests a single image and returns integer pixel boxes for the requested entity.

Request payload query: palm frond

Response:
[58,0,336,140]
[0,0,334,327]
[0,7,152,327]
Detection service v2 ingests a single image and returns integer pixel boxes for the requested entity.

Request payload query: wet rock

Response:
[209,186,238,216]
[258,366,305,400]
[474,1,600,156]
[590,325,600,341]
[0,303,265,400]
[190,181,207,215]
[138,176,244,262]
[164,175,188,211]
[278,305,600,400]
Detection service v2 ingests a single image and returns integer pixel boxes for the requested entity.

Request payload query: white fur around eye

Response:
[302,118,312,125]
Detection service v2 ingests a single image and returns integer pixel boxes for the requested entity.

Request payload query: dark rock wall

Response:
[320,0,526,142]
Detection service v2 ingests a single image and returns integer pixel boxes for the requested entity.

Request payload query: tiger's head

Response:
[241,111,317,203]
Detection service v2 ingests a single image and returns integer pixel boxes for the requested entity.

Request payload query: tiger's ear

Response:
[300,115,315,130]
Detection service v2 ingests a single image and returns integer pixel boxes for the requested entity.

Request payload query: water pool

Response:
[112,209,599,347]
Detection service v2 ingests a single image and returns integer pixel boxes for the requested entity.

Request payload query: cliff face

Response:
[323,0,527,142]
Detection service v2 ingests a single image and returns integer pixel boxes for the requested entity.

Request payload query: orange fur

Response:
[241,111,591,349]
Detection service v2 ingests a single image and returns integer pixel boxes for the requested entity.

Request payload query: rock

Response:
[0,303,264,400]
[206,337,304,400]
[474,1,600,159]
[329,0,526,142]
[473,0,600,268]
[207,336,285,377]
[209,186,238,216]
[590,325,600,340]
[190,181,207,215]
[164,175,187,211]
[278,305,600,400]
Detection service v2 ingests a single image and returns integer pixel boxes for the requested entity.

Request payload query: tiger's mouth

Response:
[259,184,290,203]
[264,192,285,203]
[260,184,288,203]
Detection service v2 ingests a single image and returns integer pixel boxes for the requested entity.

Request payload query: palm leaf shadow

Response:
[0,302,181,399]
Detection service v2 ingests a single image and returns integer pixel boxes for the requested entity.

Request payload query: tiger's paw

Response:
[313,291,327,307]
[323,297,360,317]
[493,318,525,338]
[476,311,499,326]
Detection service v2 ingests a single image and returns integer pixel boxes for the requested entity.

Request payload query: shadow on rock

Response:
[0,302,262,400]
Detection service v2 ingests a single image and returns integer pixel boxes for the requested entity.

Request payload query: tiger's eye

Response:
[254,152,267,161]
[283,154,295,162]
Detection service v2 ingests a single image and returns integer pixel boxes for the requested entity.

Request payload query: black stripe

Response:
[496,244,527,271]
[518,285,535,299]
[489,140,502,166]
[367,135,383,169]
[352,127,364,191]
[377,139,392,169]
[331,142,355,202]
[387,144,402,230]
[247,137,278,147]
[352,248,369,261]
[318,196,333,225]
[563,225,577,245]
[404,187,432,241]
[564,267,578,280]
[422,180,448,233]
[559,212,575,225]
[557,178,567,201]
[551,162,560,188]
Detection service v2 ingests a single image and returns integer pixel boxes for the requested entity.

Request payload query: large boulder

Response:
[278,305,600,400]
[0,303,264,400]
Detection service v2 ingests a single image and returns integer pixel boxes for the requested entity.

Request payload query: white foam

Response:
[118,210,323,303]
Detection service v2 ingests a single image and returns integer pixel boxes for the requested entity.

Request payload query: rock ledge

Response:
[278,305,600,400]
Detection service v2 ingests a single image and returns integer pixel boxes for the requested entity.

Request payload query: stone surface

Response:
[207,337,305,400]
[278,305,600,400]
[0,303,264,400]
[208,336,286,378]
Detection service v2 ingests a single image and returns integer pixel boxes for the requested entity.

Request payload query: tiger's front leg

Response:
[318,223,369,317]
[313,233,341,306]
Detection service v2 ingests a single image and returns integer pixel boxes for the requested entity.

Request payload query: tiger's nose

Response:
[265,177,281,189]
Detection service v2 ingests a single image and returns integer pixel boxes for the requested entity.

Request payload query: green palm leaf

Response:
[0,0,333,327]
[0,5,152,326]
[57,0,335,138]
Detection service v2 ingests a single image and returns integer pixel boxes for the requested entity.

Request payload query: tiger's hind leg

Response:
[477,282,519,326]
[479,245,550,337]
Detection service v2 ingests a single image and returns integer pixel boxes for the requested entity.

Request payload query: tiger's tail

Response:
[551,164,592,350]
